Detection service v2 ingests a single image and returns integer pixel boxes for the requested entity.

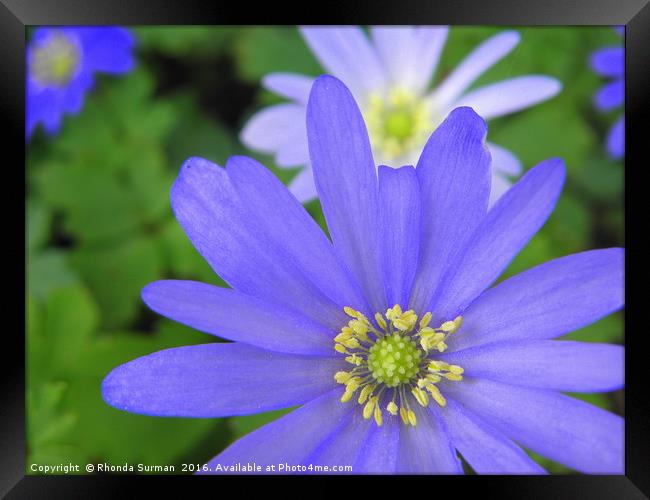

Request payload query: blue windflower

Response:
[26,26,135,138]
[102,76,623,474]
[242,27,561,205]
[590,27,624,159]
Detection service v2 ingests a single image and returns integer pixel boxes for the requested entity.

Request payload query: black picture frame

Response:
[5,0,649,497]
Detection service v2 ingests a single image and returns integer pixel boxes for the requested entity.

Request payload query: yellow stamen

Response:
[387,401,398,415]
[374,406,383,426]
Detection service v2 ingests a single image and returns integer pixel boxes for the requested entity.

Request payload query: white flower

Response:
[242,26,562,205]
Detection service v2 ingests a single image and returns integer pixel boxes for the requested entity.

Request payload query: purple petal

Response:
[443,377,624,473]
[75,27,135,74]
[379,166,421,307]
[607,115,625,159]
[590,47,624,78]
[307,75,387,313]
[170,156,358,330]
[408,107,491,314]
[142,280,334,356]
[288,166,318,203]
[202,390,355,473]
[353,414,400,472]
[455,75,562,120]
[240,103,305,162]
[448,248,624,352]
[397,401,463,473]
[441,340,624,392]
[370,26,448,92]
[102,343,344,417]
[432,158,565,318]
[299,26,387,97]
[262,72,314,105]
[595,79,624,111]
[276,132,310,167]
[438,399,546,474]
[429,30,520,108]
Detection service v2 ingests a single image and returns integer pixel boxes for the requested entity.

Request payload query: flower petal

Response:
[262,72,314,105]
[455,75,562,120]
[142,280,334,356]
[397,401,463,473]
[438,399,546,474]
[307,75,387,313]
[76,27,135,74]
[431,158,565,318]
[429,30,520,108]
[408,107,491,314]
[379,165,421,307]
[240,103,305,157]
[442,377,624,473]
[441,340,624,392]
[488,142,522,176]
[299,26,387,97]
[288,167,318,203]
[590,47,624,78]
[594,79,624,111]
[448,248,624,352]
[201,389,354,472]
[102,343,344,417]
[370,26,449,93]
[607,115,625,159]
[170,156,354,329]
[353,414,400,473]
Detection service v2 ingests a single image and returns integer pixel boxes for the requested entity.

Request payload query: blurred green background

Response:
[26,26,624,474]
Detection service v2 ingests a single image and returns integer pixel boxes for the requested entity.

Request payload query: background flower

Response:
[589,27,624,159]
[26,26,135,139]
[102,76,624,474]
[242,26,561,204]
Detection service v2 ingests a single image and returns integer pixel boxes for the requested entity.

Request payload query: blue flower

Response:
[590,27,624,159]
[102,76,623,474]
[242,27,561,205]
[26,26,135,138]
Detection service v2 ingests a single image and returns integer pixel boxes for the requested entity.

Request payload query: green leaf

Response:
[27,250,79,300]
[135,26,234,57]
[27,198,52,252]
[70,236,163,329]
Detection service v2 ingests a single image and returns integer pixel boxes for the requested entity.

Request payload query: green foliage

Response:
[26,26,624,475]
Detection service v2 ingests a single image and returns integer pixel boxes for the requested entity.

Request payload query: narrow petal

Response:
[590,47,624,77]
[441,340,624,392]
[370,26,449,92]
[431,158,565,318]
[306,411,373,470]
[170,156,355,329]
[276,133,310,167]
[142,280,334,356]
[288,166,318,203]
[607,115,625,159]
[76,27,135,74]
[353,414,400,473]
[307,76,387,313]
[300,26,387,97]
[378,165,421,307]
[409,107,491,314]
[455,75,562,120]
[448,248,624,352]
[397,401,463,473]
[102,343,344,417]
[262,72,314,105]
[489,172,513,208]
[438,399,546,474]
[443,377,624,473]
[594,79,624,111]
[429,30,520,108]
[240,103,305,155]
[202,390,354,472]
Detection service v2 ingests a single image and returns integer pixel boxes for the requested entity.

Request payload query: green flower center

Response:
[383,110,415,142]
[30,32,80,86]
[368,334,422,387]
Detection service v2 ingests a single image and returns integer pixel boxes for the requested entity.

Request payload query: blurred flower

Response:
[242,27,562,204]
[102,76,623,474]
[590,27,624,159]
[26,26,135,139]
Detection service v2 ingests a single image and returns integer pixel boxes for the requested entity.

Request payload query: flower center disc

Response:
[368,334,422,387]
[30,32,80,86]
